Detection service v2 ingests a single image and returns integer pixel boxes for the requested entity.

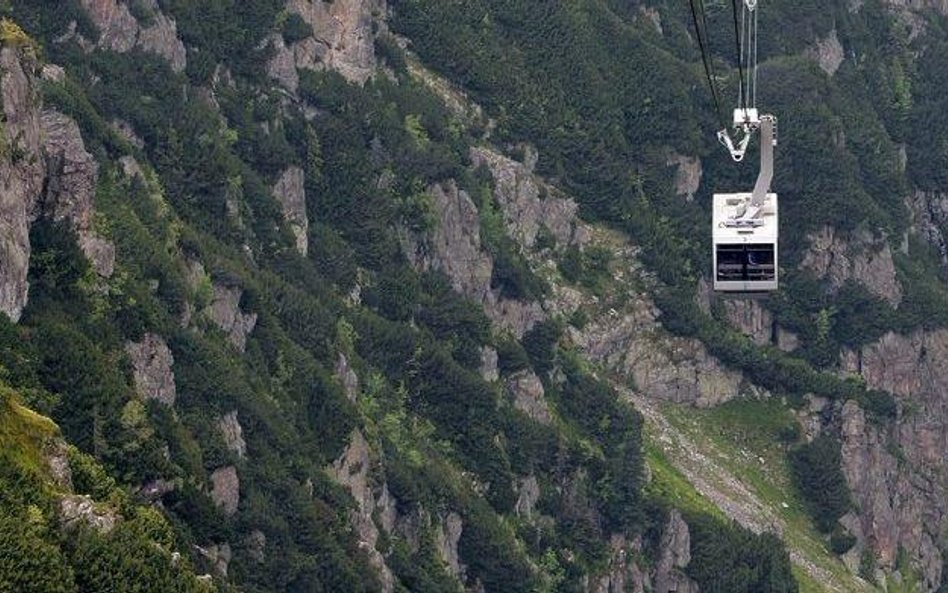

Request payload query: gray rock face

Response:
[78,0,187,72]
[400,180,545,337]
[906,190,948,269]
[801,225,902,307]
[0,47,45,322]
[268,0,385,89]
[435,512,464,581]
[195,542,232,577]
[41,110,115,278]
[653,510,698,593]
[273,166,309,256]
[209,466,240,517]
[245,530,266,563]
[125,333,176,406]
[666,153,702,202]
[470,146,588,249]
[206,283,257,352]
[722,299,773,346]
[335,352,360,402]
[330,430,396,593]
[479,346,499,382]
[514,475,540,519]
[806,29,845,76]
[571,303,741,407]
[507,370,553,425]
[59,494,118,533]
[838,330,948,589]
[218,411,246,459]
[46,441,74,491]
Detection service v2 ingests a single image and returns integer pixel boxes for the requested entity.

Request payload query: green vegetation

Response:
[4,0,945,589]
[790,436,853,533]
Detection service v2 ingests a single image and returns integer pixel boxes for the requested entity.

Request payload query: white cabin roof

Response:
[712,193,778,243]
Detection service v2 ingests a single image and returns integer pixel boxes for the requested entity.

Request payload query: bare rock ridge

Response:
[806,28,845,76]
[206,282,258,352]
[218,411,247,459]
[268,0,386,91]
[470,146,589,249]
[210,465,240,517]
[400,179,545,337]
[0,45,44,322]
[41,110,116,278]
[837,331,948,589]
[665,152,702,202]
[77,0,187,72]
[654,510,699,593]
[506,370,553,425]
[272,166,309,256]
[907,190,948,270]
[801,225,902,307]
[330,430,396,593]
[125,333,177,406]
[0,45,114,322]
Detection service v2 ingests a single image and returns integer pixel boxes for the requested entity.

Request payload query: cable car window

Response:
[716,243,775,282]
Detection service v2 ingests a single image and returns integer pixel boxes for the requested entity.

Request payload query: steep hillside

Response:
[0,1,946,592]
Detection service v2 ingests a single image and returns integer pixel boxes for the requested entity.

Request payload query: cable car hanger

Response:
[689,0,780,292]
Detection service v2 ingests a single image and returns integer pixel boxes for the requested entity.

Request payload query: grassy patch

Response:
[661,399,876,593]
[0,385,60,481]
[644,438,725,521]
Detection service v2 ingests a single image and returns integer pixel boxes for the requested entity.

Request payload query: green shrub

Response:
[281,12,312,44]
[829,525,857,555]
[789,435,852,533]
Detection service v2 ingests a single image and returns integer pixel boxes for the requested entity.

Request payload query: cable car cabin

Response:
[712,192,778,292]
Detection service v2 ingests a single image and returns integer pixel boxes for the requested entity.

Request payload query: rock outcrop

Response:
[335,352,360,402]
[330,430,396,593]
[514,476,540,519]
[59,494,119,533]
[400,180,545,337]
[571,300,742,407]
[209,465,240,517]
[653,510,698,593]
[77,0,187,72]
[268,0,385,90]
[272,166,309,256]
[506,370,553,425]
[206,282,257,352]
[806,29,845,76]
[434,512,464,581]
[41,110,115,277]
[0,45,44,322]
[722,299,773,346]
[906,190,948,269]
[218,411,247,459]
[665,153,702,202]
[479,346,499,382]
[801,225,902,307]
[470,146,590,250]
[837,330,948,589]
[125,333,177,406]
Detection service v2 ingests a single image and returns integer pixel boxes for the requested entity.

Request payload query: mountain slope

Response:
[0,1,946,592]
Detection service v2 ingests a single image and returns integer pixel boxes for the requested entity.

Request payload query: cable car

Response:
[713,113,778,293]
[712,191,777,292]
[688,0,780,293]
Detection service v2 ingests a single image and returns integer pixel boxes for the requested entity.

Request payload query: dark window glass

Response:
[716,243,775,282]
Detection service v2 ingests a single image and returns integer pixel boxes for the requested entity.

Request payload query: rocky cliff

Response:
[836,331,948,588]
[0,43,44,322]
[76,0,187,72]
[268,0,385,91]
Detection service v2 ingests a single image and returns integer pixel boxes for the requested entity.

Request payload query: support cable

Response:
[730,0,747,110]
[688,0,728,130]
